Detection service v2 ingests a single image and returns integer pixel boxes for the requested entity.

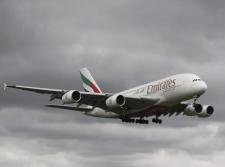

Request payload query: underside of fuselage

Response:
[85,103,185,119]
[127,105,172,118]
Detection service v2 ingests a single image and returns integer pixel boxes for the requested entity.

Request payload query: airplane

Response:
[3,68,214,124]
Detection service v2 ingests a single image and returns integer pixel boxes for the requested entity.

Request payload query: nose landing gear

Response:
[193,95,200,105]
[192,95,203,113]
[152,117,162,124]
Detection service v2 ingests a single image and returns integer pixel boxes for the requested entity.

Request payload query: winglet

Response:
[3,83,7,91]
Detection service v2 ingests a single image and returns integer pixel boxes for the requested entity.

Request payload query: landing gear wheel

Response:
[144,120,149,124]
[121,118,135,123]
[135,119,149,124]
[152,118,162,124]
[158,119,162,124]
[152,118,156,123]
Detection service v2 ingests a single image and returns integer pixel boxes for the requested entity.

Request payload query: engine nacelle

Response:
[197,105,214,118]
[62,90,81,104]
[183,104,203,116]
[105,95,125,108]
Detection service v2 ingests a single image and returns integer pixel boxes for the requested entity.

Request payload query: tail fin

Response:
[80,68,102,93]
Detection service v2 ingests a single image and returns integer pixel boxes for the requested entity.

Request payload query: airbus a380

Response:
[3,68,214,124]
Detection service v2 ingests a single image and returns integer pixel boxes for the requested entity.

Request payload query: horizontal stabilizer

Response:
[45,104,93,112]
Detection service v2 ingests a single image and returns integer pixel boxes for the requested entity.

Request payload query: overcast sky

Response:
[0,0,225,166]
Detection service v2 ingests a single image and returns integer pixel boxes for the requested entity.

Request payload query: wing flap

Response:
[45,104,92,112]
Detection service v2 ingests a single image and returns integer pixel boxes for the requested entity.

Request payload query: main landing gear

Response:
[136,119,149,124]
[121,118,149,124]
[122,118,135,123]
[121,117,163,124]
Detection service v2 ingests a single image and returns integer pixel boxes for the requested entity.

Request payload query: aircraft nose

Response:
[202,81,207,91]
[199,81,207,95]
[191,80,208,96]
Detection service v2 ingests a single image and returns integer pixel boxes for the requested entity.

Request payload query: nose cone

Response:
[191,80,207,96]
[198,81,208,95]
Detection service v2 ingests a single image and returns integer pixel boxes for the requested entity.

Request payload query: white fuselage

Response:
[86,73,207,118]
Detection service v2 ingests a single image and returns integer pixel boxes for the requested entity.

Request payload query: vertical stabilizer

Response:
[80,68,102,93]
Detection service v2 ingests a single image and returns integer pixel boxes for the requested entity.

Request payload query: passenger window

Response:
[193,78,201,82]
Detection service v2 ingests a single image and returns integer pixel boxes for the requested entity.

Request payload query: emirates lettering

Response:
[147,79,176,94]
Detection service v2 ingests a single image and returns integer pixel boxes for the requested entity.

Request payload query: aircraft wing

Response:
[4,83,66,101]
[76,92,109,109]
[3,83,110,108]
[77,93,160,111]
[4,83,159,111]
[4,84,66,94]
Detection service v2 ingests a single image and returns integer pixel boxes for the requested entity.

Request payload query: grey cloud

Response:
[0,0,225,166]
[0,107,225,167]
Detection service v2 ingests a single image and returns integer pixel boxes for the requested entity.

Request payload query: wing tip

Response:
[3,83,7,91]
[3,83,16,91]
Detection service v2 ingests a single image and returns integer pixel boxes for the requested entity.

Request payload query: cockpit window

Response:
[193,79,201,82]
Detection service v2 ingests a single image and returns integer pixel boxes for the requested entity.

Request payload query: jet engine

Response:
[105,95,125,108]
[197,105,214,118]
[183,104,203,116]
[62,90,81,104]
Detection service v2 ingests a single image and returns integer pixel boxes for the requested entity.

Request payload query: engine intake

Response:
[72,91,81,101]
[106,95,125,108]
[184,103,203,116]
[116,95,125,106]
[198,105,214,118]
[193,104,203,113]
[206,106,214,115]
[184,103,214,118]
[62,90,81,104]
